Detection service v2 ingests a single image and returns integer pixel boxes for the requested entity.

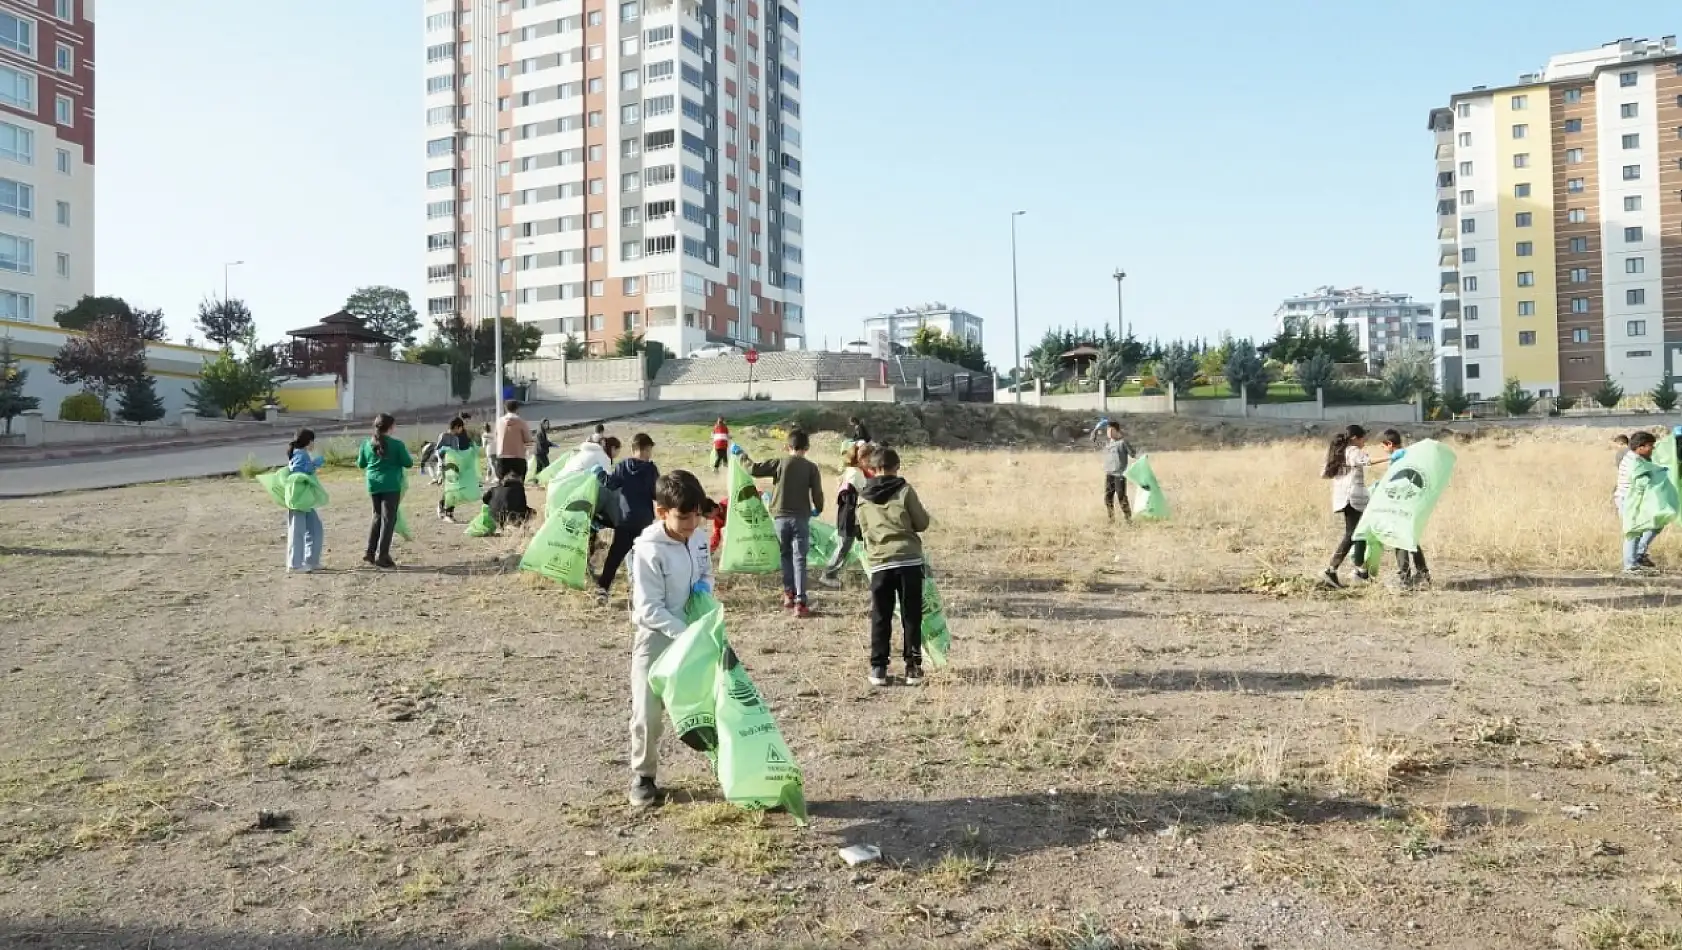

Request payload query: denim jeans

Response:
[287,509,323,571]
[1624,529,1659,569]
[774,515,811,603]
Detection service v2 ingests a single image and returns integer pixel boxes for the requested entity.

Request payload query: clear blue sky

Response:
[96,0,1677,365]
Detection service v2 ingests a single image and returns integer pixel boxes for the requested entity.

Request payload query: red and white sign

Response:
[745,348,759,365]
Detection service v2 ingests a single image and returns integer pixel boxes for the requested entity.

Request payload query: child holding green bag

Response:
[356,413,413,569]
[284,428,325,574]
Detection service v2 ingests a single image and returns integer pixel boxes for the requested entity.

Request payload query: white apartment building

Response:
[422,0,806,360]
[1270,286,1434,371]
[861,303,983,350]
[0,0,93,327]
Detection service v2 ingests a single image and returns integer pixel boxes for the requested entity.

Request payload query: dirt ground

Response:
[6,422,1682,950]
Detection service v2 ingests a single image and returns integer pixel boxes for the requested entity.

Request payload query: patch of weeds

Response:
[699,829,790,875]
[69,803,180,849]
[600,852,671,882]
[1649,878,1682,908]
[1241,566,1320,598]
[520,879,582,922]
[679,801,761,830]
[265,736,326,772]
[1330,728,1439,795]
[398,868,448,905]
[239,454,265,480]
[1558,739,1621,769]
[1576,907,1682,949]
[1472,717,1523,746]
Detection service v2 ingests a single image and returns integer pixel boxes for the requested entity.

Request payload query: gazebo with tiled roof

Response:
[277,311,397,380]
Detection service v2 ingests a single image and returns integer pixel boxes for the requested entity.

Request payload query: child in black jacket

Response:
[482,475,534,530]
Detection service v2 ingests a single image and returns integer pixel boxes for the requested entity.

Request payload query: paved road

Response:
[0,401,673,498]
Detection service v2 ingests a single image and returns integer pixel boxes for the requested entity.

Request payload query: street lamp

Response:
[1010,210,1027,403]
[1112,268,1127,341]
[224,260,244,302]
[456,127,502,421]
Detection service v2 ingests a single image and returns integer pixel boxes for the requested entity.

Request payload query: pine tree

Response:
[0,335,39,433]
[116,374,167,424]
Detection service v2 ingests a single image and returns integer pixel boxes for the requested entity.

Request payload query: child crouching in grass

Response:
[627,470,714,808]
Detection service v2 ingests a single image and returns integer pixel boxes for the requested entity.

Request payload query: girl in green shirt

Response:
[356,413,414,567]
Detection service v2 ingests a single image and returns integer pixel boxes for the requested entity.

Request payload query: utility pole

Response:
[1010,211,1027,402]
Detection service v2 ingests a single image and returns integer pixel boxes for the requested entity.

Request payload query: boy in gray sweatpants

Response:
[1102,421,1136,523]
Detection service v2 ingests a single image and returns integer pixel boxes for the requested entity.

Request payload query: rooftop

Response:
[1444,36,1680,104]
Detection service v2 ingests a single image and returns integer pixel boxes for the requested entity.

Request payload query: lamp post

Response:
[1010,210,1027,402]
[456,126,501,421]
[223,260,244,303]
[1112,268,1127,342]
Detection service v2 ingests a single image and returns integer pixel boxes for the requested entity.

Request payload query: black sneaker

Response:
[1321,568,1344,589]
[1640,555,1658,570]
[868,667,889,687]
[363,553,378,567]
[904,665,925,687]
[375,556,398,569]
[1414,571,1433,590]
[628,776,661,809]
[1353,568,1371,583]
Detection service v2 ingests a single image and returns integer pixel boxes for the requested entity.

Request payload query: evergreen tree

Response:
[116,374,166,424]
[0,335,39,433]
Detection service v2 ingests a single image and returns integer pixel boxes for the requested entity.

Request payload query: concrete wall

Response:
[343,354,493,418]
[512,357,646,401]
[275,375,341,415]
[40,419,185,445]
[652,379,820,401]
[0,318,219,421]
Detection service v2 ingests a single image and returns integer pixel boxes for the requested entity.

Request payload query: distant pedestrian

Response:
[1102,421,1135,523]
[848,416,872,445]
[711,416,731,470]
[535,419,555,479]
[496,400,534,482]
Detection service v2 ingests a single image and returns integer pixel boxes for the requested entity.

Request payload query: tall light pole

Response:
[457,126,501,420]
[1010,210,1027,403]
[1112,268,1127,342]
[224,260,244,303]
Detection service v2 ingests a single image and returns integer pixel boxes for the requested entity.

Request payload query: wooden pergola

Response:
[275,311,396,380]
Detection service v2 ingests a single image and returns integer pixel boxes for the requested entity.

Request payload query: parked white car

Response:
[690,343,744,359]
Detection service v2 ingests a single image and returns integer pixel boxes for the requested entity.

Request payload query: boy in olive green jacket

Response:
[855,446,932,687]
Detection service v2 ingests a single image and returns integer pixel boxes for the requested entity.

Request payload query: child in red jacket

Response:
[708,496,728,556]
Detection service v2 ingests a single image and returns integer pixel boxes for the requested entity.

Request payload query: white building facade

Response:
[422,0,806,360]
[861,303,983,350]
[1270,286,1434,371]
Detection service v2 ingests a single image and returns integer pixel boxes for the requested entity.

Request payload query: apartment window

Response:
[1628,289,1647,306]
[1564,118,1582,133]
[1571,298,1591,314]
[1629,320,1648,337]
[1516,241,1533,257]
[55,200,67,226]
[1572,328,1590,345]
[622,37,639,56]
[1457,102,1471,118]
[1466,364,1482,380]
[1620,71,1638,88]
[1515,212,1532,227]
[1627,257,1645,274]
[1629,351,1653,359]
[590,313,605,331]
[1564,88,1582,104]
[0,232,33,274]
[1511,94,1527,110]
[621,68,640,92]
[1465,334,1480,350]
[425,136,455,157]
[621,136,640,160]
[1464,305,1479,320]
[1518,301,1536,316]
[1513,153,1529,169]
[1514,183,1530,198]
[646,60,675,83]
[1567,177,1585,193]
[1570,268,1589,283]
[0,178,29,221]
[1518,331,1536,346]
[1568,237,1588,254]
[1568,207,1586,223]
[621,171,641,192]
[1459,161,1473,177]
[1512,123,1527,139]
[1459,189,1474,204]
[1623,133,1641,149]
[426,42,456,63]
[426,169,455,189]
[0,11,33,56]
[621,103,641,125]
[55,43,71,74]
[0,65,35,111]
[53,252,67,278]
[1623,165,1641,181]
[1516,271,1535,287]
[621,240,641,260]
[623,276,641,296]
[56,0,72,20]
[620,1,640,20]
[50,93,70,127]
[589,211,604,229]
[1565,148,1583,164]
[1461,247,1477,264]
[1463,276,1478,292]
[589,178,605,196]
[1458,132,1472,147]
[1461,218,1476,235]
[588,9,603,26]
[0,122,31,166]
[0,289,28,322]
[1622,102,1640,118]
[1626,226,1644,242]
[621,205,642,228]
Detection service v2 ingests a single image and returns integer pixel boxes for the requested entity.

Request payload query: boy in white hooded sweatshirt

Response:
[626,469,715,808]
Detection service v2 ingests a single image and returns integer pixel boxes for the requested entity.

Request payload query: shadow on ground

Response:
[0,923,824,950]
[0,546,143,559]
[1442,573,1682,592]
[955,666,1455,694]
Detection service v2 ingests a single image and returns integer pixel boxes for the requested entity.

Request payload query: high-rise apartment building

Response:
[861,303,984,351]
[1431,36,1682,401]
[422,0,806,360]
[0,0,93,326]
[1270,286,1434,372]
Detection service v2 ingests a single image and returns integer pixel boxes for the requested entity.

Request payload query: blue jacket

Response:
[288,449,322,475]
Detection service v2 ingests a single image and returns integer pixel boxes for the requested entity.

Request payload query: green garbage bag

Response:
[1362,532,1384,577]
[1123,455,1171,521]
[719,455,780,574]
[465,506,496,537]
[440,446,482,508]
[1623,454,1680,537]
[921,563,953,668]
[647,591,725,753]
[393,472,413,542]
[283,472,330,512]
[808,519,840,569]
[1654,435,1681,497]
[255,469,288,508]
[546,470,597,516]
[1354,439,1456,552]
[535,450,577,487]
[519,470,599,589]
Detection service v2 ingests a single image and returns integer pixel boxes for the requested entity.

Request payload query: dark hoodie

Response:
[856,475,932,573]
[483,480,533,526]
[605,456,660,529]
